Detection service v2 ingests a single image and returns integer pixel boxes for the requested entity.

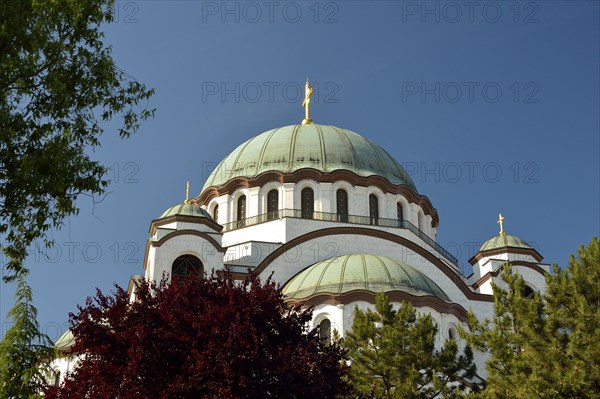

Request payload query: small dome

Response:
[479,234,533,252]
[55,329,74,351]
[282,254,450,302]
[158,203,213,220]
[202,124,416,192]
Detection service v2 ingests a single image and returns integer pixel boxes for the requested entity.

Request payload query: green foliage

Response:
[0,0,154,280]
[464,237,600,398]
[0,274,54,398]
[344,292,482,398]
[543,237,600,395]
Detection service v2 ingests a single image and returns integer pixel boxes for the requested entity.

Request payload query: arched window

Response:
[336,189,349,223]
[369,194,379,225]
[237,195,246,227]
[213,204,219,222]
[53,370,61,387]
[267,189,279,220]
[448,327,457,341]
[172,255,203,279]
[397,202,404,227]
[524,285,535,299]
[319,318,331,344]
[301,187,314,219]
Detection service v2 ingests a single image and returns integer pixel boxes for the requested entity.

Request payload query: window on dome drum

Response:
[213,204,219,222]
[369,194,379,226]
[397,202,404,227]
[267,189,279,220]
[171,255,203,280]
[336,189,349,223]
[319,319,331,345]
[237,195,246,227]
[301,188,314,219]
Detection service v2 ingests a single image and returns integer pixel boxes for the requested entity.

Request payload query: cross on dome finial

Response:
[497,213,505,236]
[185,181,191,204]
[301,79,314,125]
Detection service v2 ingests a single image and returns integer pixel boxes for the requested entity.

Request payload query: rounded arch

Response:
[396,201,404,224]
[365,186,385,218]
[312,311,334,344]
[255,227,493,304]
[258,181,284,213]
[313,311,332,326]
[236,195,247,224]
[209,201,220,224]
[446,322,458,341]
[301,187,314,219]
[331,180,354,214]
[318,318,331,344]
[336,188,349,223]
[294,179,321,212]
[396,194,410,220]
[368,193,379,225]
[230,188,251,223]
[171,254,204,279]
[266,189,279,220]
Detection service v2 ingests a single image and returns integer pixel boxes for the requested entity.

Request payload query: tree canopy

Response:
[0,0,154,280]
[344,292,483,398]
[0,273,54,398]
[46,273,348,398]
[464,237,600,398]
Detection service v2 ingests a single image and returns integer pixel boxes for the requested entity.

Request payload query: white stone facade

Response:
[52,124,550,386]
[131,178,549,379]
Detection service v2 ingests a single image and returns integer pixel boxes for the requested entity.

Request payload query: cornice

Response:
[285,290,470,322]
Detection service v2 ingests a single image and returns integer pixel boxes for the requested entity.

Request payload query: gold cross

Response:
[497,213,505,236]
[301,79,314,125]
[185,181,190,204]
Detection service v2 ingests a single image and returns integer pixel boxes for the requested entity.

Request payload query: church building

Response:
[53,81,550,381]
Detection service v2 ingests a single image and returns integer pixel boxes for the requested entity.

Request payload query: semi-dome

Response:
[202,124,417,192]
[158,203,213,220]
[282,254,450,302]
[479,234,533,252]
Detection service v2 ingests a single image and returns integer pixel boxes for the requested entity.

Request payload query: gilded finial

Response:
[497,213,505,236]
[301,79,314,125]
[185,181,190,204]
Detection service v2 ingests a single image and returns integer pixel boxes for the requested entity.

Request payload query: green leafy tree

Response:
[344,292,483,398]
[0,274,54,398]
[464,237,600,398]
[0,0,154,280]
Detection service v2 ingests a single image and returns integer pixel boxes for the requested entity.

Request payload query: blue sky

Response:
[1,1,599,342]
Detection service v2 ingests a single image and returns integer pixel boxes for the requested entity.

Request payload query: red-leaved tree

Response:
[46,273,347,398]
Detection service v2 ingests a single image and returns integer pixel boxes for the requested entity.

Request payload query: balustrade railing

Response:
[222,209,458,266]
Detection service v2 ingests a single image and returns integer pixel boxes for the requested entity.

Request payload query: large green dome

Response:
[202,124,417,192]
[282,254,450,302]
